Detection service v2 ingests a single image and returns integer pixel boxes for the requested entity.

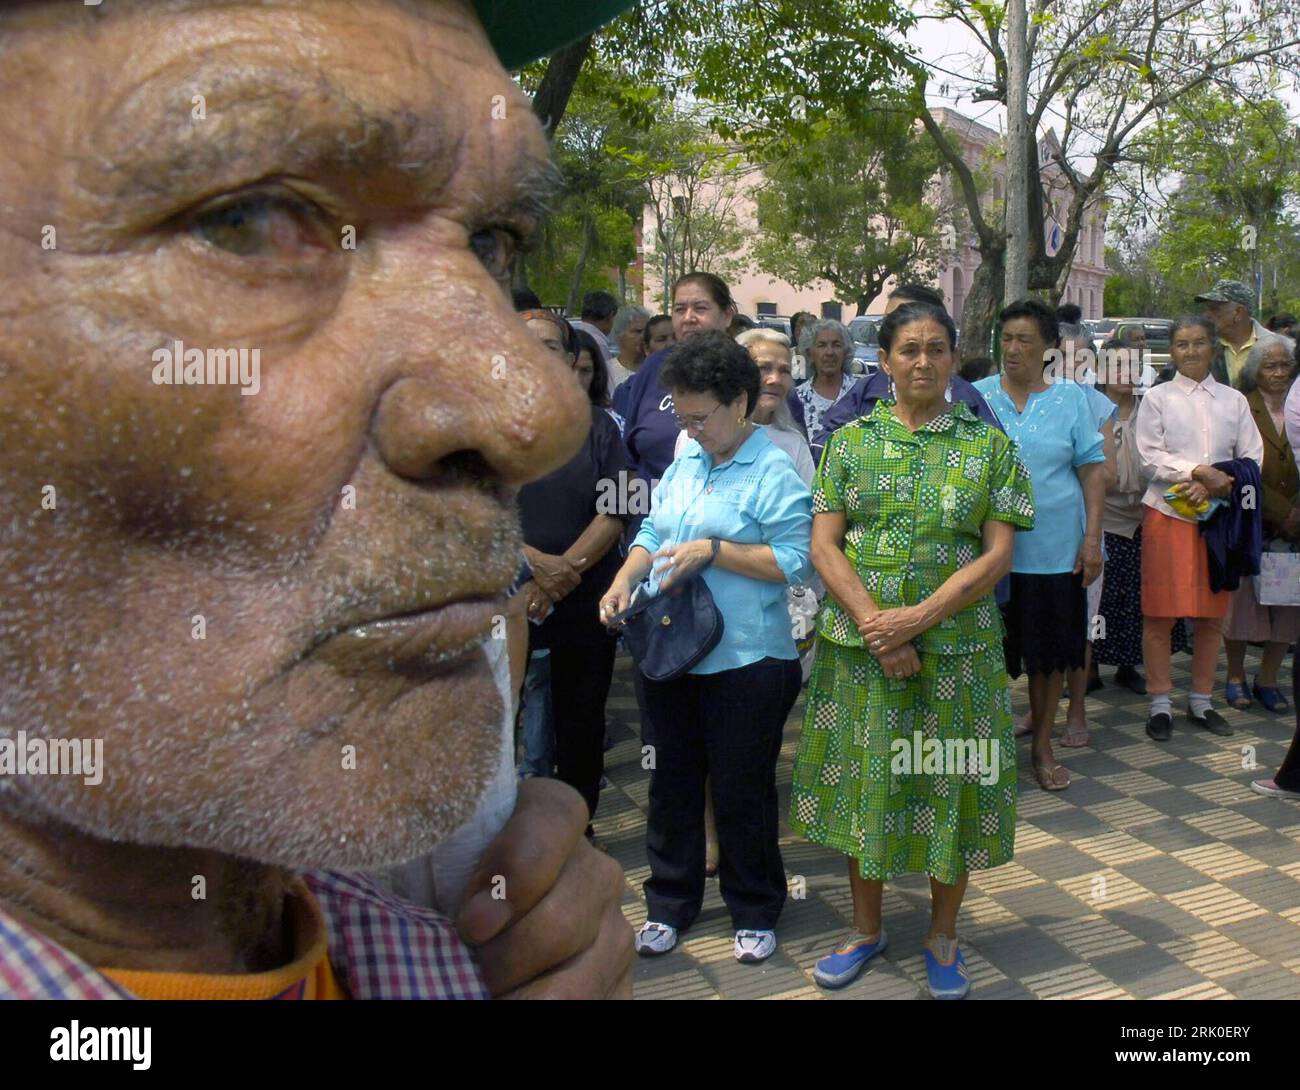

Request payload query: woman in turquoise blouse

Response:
[600,331,812,966]
[974,299,1105,792]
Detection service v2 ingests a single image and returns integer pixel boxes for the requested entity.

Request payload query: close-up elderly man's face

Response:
[0,0,588,870]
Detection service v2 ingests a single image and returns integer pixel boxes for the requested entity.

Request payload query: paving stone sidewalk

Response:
[590,650,1300,1000]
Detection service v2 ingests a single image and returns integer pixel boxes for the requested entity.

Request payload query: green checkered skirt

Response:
[789,638,1017,884]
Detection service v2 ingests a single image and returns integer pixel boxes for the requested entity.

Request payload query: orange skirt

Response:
[1141,507,1229,619]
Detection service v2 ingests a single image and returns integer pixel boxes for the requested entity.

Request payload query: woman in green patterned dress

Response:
[790,301,1035,999]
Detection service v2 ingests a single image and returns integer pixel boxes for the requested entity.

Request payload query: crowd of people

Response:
[518,268,1300,1000]
[2,0,1296,1009]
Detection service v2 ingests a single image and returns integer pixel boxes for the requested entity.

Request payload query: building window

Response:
[821,301,843,321]
[756,302,777,316]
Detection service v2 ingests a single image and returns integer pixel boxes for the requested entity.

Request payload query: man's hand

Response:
[528,551,582,601]
[457,778,633,999]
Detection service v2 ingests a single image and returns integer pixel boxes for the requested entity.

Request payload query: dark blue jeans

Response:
[640,656,801,932]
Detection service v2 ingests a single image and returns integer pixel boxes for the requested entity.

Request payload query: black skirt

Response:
[1001,571,1087,678]
[1093,527,1189,666]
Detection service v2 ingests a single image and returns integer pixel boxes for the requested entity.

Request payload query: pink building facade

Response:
[637,107,1107,325]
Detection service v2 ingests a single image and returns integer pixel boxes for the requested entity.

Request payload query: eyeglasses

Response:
[671,403,723,430]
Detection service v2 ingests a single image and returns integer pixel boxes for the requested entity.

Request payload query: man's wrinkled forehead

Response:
[6,0,551,209]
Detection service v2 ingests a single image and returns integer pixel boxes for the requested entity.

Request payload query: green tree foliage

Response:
[515,66,645,308]
[612,101,753,308]
[1111,86,1300,316]
[599,0,917,147]
[751,112,955,314]
[906,0,1300,353]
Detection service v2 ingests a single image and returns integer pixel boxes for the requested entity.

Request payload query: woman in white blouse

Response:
[1134,315,1264,742]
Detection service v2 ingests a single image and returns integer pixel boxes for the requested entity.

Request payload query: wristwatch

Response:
[709,537,721,562]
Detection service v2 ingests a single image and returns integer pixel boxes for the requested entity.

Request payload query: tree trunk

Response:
[960,247,1006,363]
[511,253,532,296]
[530,35,595,139]
[567,214,597,315]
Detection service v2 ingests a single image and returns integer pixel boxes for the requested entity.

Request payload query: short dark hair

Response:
[879,301,957,354]
[959,357,995,382]
[1170,314,1217,343]
[1266,313,1297,332]
[729,314,757,334]
[892,283,946,311]
[1055,302,1083,325]
[672,272,735,313]
[512,288,542,311]
[573,328,611,406]
[999,297,1059,348]
[660,330,760,418]
[643,314,672,347]
[580,291,619,322]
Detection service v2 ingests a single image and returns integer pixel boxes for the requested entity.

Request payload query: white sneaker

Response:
[734,929,777,963]
[635,921,678,956]
[1251,778,1300,800]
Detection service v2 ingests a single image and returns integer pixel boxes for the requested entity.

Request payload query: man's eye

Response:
[470,227,522,280]
[191,191,334,258]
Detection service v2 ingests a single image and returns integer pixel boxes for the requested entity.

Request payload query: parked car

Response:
[756,315,793,338]
[847,316,882,370]
[1092,317,1173,377]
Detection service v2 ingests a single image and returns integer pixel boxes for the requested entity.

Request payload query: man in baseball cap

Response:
[1195,278,1276,388]
[0,0,634,1004]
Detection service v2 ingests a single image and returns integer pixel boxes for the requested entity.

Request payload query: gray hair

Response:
[735,327,792,353]
[612,305,651,338]
[798,319,854,369]
[736,328,800,431]
[1239,334,1296,392]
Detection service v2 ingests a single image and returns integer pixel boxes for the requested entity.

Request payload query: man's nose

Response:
[367,269,588,486]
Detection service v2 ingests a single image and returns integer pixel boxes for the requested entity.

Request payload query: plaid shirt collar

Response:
[0,869,488,1000]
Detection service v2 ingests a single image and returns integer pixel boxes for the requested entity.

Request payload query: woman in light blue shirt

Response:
[600,331,812,965]
[975,299,1105,792]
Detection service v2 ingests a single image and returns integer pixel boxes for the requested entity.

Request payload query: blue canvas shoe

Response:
[812,928,888,989]
[924,935,971,999]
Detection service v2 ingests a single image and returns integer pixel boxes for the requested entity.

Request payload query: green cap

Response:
[1194,278,1255,312]
[474,0,633,70]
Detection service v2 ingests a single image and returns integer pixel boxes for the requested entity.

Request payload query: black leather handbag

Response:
[606,567,724,682]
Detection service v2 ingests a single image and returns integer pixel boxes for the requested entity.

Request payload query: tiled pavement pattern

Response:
[590,650,1300,1000]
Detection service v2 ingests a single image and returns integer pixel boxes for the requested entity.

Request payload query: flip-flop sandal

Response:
[1059,721,1090,748]
[1032,762,1070,791]
[1014,713,1032,738]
